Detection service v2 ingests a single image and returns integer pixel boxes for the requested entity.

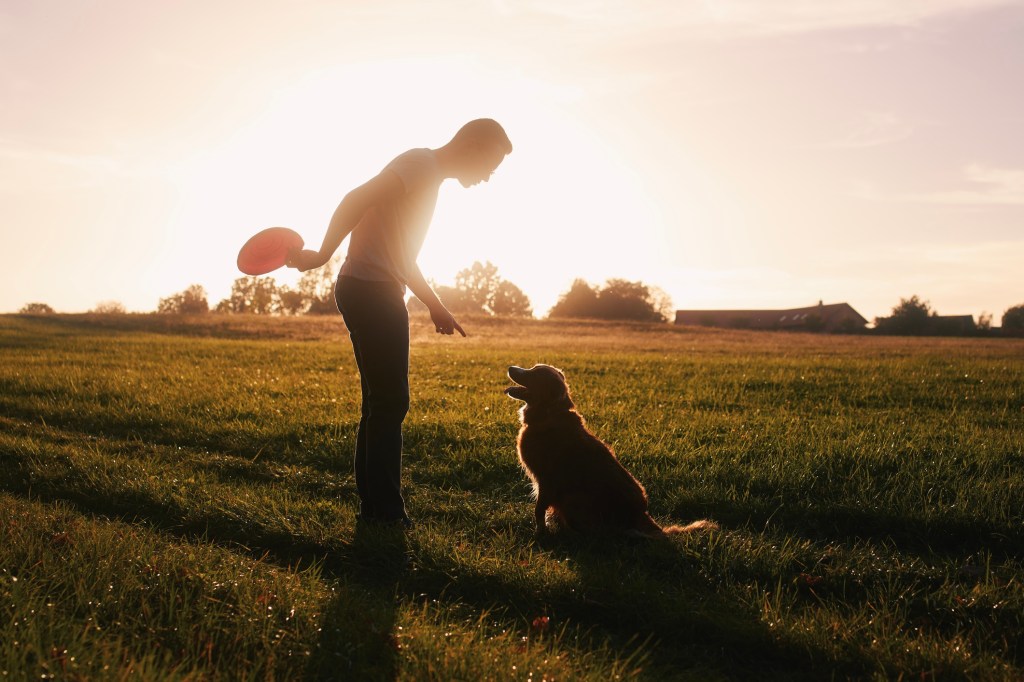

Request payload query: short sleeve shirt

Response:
[339,148,442,286]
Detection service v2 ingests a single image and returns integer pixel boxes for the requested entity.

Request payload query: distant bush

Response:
[91,301,127,314]
[548,278,668,322]
[873,295,933,335]
[215,277,278,315]
[19,302,55,314]
[491,280,532,318]
[873,295,976,336]
[296,256,342,315]
[158,285,209,315]
[206,258,341,316]
[410,284,481,315]
[548,279,599,319]
[1003,304,1024,331]
[408,261,533,317]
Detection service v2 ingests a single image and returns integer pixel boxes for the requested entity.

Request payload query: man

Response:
[287,119,512,527]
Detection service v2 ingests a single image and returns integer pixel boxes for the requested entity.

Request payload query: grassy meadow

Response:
[1,312,1022,680]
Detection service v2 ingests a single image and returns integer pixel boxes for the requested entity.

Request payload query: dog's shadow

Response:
[519,525,866,680]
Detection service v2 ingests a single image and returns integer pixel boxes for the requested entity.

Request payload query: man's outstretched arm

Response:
[407,263,466,337]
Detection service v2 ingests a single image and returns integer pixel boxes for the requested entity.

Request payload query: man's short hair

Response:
[453,119,512,155]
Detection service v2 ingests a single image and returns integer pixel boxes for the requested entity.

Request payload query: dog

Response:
[504,364,717,538]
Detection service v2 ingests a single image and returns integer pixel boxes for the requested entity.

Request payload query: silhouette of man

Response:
[288,119,512,526]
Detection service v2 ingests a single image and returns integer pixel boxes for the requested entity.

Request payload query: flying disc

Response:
[236,227,304,275]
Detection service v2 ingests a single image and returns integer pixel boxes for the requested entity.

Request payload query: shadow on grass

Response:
[3,416,1010,679]
[305,524,408,681]
[415,530,865,681]
[0,399,353,476]
[2,448,409,679]
[2,454,858,680]
[684,497,1024,559]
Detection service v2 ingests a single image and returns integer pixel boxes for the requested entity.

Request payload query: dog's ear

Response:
[504,385,530,401]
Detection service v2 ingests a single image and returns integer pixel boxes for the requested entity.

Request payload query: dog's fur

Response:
[505,364,717,538]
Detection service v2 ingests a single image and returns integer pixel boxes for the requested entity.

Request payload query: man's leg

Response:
[350,339,373,518]
[337,277,411,522]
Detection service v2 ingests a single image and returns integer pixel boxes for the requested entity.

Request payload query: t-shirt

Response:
[339,148,442,286]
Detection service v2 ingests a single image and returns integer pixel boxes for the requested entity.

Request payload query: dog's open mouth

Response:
[505,366,529,399]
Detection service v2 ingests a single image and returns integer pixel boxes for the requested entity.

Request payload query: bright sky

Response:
[3,0,1022,322]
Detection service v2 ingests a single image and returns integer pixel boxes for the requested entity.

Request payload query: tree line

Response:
[17,260,666,322]
[149,260,671,321]
[874,296,1024,336]
[19,273,1024,333]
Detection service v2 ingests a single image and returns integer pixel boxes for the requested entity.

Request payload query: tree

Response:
[1003,304,1024,331]
[977,311,992,331]
[435,284,484,314]
[407,282,482,314]
[873,295,933,335]
[158,285,209,314]
[549,278,666,321]
[648,286,674,323]
[277,286,307,316]
[19,302,55,314]
[216,276,279,314]
[597,279,664,322]
[548,279,600,318]
[454,261,501,313]
[491,280,533,317]
[408,262,533,317]
[297,256,342,315]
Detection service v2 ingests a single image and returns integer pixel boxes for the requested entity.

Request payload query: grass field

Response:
[1,312,1022,680]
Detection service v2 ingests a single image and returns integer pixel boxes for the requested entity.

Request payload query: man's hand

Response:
[430,305,467,337]
[286,248,326,272]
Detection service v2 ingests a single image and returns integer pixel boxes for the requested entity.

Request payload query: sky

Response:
[2,0,1022,322]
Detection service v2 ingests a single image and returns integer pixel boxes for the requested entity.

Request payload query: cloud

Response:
[851,164,1024,206]
[0,139,171,192]
[822,111,915,150]
[911,164,1024,205]
[512,0,1016,38]
[0,143,121,175]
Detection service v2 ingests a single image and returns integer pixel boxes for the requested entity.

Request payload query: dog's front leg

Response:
[534,497,550,535]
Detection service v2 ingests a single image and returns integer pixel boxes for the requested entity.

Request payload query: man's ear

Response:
[504,386,530,401]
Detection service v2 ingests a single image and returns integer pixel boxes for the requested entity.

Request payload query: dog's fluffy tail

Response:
[661,519,719,534]
[628,514,719,538]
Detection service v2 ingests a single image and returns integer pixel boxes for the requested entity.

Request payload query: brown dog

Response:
[505,364,716,538]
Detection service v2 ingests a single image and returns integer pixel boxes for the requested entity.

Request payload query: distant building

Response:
[930,315,977,335]
[674,301,867,333]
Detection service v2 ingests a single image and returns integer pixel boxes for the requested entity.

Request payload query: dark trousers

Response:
[335,276,410,521]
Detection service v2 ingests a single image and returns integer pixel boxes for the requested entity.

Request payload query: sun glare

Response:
[156,56,676,315]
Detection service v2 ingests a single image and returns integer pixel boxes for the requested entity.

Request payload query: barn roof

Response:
[674,302,867,329]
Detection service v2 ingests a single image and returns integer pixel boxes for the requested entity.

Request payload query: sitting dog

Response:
[505,364,717,538]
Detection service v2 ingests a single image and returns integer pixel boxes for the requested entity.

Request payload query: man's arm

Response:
[287,170,405,272]
[407,263,467,337]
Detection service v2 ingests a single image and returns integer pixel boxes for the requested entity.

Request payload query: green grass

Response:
[1,312,1022,680]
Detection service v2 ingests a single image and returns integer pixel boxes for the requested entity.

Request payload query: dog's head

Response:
[504,364,574,412]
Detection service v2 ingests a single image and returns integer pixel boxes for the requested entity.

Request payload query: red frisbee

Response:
[237,227,304,275]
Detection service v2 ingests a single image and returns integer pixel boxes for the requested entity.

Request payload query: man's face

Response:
[459,141,507,188]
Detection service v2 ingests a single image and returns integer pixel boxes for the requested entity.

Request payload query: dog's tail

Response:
[661,519,719,534]
[629,514,719,538]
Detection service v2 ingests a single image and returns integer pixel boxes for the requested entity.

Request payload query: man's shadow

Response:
[305,522,410,681]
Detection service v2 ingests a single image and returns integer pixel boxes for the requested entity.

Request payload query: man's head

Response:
[447,118,512,188]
